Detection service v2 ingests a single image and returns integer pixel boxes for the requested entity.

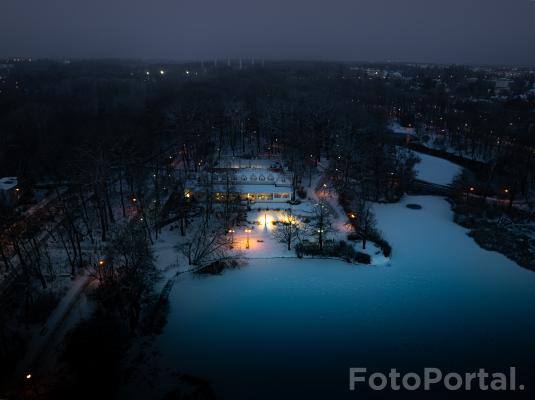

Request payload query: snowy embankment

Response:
[414,151,463,186]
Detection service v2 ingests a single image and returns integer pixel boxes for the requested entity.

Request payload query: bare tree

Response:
[273,209,301,251]
[181,214,232,266]
[308,200,333,252]
[351,198,378,250]
[94,222,158,333]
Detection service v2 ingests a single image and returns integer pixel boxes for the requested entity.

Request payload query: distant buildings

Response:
[0,177,20,207]
[494,79,512,94]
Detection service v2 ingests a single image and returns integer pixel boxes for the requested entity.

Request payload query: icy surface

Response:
[414,152,463,185]
[139,196,535,399]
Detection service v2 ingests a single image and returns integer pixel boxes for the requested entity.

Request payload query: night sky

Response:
[1,0,534,65]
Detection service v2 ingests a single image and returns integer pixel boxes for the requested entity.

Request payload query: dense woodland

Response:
[1,61,534,202]
[1,60,534,398]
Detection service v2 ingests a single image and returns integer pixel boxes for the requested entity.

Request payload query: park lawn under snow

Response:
[121,195,535,400]
[414,151,463,185]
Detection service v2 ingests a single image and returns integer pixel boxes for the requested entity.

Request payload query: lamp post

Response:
[228,229,235,245]
[245,228,252,249]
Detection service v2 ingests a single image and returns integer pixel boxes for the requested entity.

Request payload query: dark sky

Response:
[1,0,534,65]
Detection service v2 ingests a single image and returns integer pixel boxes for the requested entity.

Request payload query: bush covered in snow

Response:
[346,232,392,257]
[195,259,240,275]
[296,240,371,264]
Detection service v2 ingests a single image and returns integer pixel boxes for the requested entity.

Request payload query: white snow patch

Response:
[414,152,463,186]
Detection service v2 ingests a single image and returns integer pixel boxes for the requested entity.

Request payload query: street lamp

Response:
[228,229,235,245]
[322,183,328,198]
[245,228,252,249]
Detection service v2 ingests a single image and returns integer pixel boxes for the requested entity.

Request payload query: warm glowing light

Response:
[258,214,275,228]
[26,374,32,380]
[504,188,509,193]
[349,213,356,219]
[98,259,104,266]
[185,192,191,198]
[160,70,165,75]
[132,197,137,203]
[244,228,252,249]
[469,187,475,192]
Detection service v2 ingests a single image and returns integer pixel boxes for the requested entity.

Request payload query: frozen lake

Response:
[144,196,535,399]
[414,152,463,186]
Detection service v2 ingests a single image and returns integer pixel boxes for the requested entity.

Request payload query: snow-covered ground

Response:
[121,195,535,400]
[389,121,415,137]
[414,151,463,185]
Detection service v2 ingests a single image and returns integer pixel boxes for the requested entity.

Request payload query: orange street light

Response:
[228,229,235,245]
[245,228,252,249]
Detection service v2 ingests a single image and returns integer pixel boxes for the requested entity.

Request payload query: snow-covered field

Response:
[414,152,463,185]
[124,195,535,399]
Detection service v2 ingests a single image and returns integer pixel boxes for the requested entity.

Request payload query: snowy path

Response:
[14,273,94,379]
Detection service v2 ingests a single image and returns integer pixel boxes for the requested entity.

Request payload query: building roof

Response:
[216,157,282,169]
[208,168,291,187]
[0,177,18,191]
